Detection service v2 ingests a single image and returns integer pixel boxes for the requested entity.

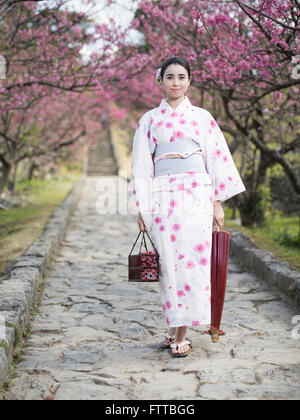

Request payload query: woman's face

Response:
[161,64,190,100]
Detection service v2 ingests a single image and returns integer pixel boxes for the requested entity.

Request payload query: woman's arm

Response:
[138,211,147,232]
[213,200,224,229]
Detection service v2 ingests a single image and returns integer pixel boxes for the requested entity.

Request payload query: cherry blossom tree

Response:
[0,0,120,195]
[105,0,300,225]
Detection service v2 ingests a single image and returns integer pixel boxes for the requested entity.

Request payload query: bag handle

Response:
[129,230,142,256]
[143,230,160,257]
[129,230,160,257]
[139,231,148,254]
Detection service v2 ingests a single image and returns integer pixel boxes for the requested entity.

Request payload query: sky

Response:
[65,0,140,61]
[67,0,136,28]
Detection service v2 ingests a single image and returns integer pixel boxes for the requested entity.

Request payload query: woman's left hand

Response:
[213,201,224,229]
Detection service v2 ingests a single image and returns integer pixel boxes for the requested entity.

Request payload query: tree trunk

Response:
[7,162,19,195]
[28,162,38,180]
[0,159,12,197]
[238,152,270,226]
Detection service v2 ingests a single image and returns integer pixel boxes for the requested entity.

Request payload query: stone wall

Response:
[0,175,86,387]
[227,228,300,308]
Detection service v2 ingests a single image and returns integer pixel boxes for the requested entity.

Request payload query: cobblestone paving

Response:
[1,176,300,400]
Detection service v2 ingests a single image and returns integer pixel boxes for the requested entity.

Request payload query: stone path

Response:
[1,176,300,400]
[85,128,118,176]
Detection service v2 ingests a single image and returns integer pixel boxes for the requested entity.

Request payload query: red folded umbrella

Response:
[204,226,230,343]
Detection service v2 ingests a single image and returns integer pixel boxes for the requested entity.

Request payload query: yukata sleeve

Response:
[205,110,246,203]
[130,112,155,232]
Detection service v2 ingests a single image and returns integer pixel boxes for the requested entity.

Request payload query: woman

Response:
[130,56,246,357]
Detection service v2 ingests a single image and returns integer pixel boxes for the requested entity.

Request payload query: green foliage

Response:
[272,227,300,249]
[257,182,272,220]
[225,207,300,271]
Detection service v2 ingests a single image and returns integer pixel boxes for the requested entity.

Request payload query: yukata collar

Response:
[158,95,193,119]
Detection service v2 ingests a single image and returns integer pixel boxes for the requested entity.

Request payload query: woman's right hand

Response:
[138,212,147,232]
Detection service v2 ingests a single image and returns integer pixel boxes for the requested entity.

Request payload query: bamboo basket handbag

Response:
[128,230,160,282]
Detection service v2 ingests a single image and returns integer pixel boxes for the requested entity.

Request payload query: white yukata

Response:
[130,95,246,328]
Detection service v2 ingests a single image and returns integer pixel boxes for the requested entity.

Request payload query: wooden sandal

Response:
[163,332,175,348]
[170,340,192,357]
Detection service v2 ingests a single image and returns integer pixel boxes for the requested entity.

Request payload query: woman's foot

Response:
[170,340,192,357]
[171,326,191,356]
[163,327,176,347]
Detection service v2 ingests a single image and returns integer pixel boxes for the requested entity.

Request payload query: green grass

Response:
[0,167,82,274]
[224,207,300,271]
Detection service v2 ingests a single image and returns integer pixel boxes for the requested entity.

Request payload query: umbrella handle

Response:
[214,224,231,234]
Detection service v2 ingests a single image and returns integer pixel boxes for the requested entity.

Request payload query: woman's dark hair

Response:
[160,57,191,81]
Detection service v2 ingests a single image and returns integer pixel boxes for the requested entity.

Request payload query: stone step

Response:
[85,128,118,176]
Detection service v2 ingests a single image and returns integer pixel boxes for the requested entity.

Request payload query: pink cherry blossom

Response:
[199,257,209,266]
[170,234,176,242]
[177,290,186,297]
[170,199,177,208]
[194,243,205,253]
[173,223,181,231]
[174,130,184,139]
[186,260,196,269]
